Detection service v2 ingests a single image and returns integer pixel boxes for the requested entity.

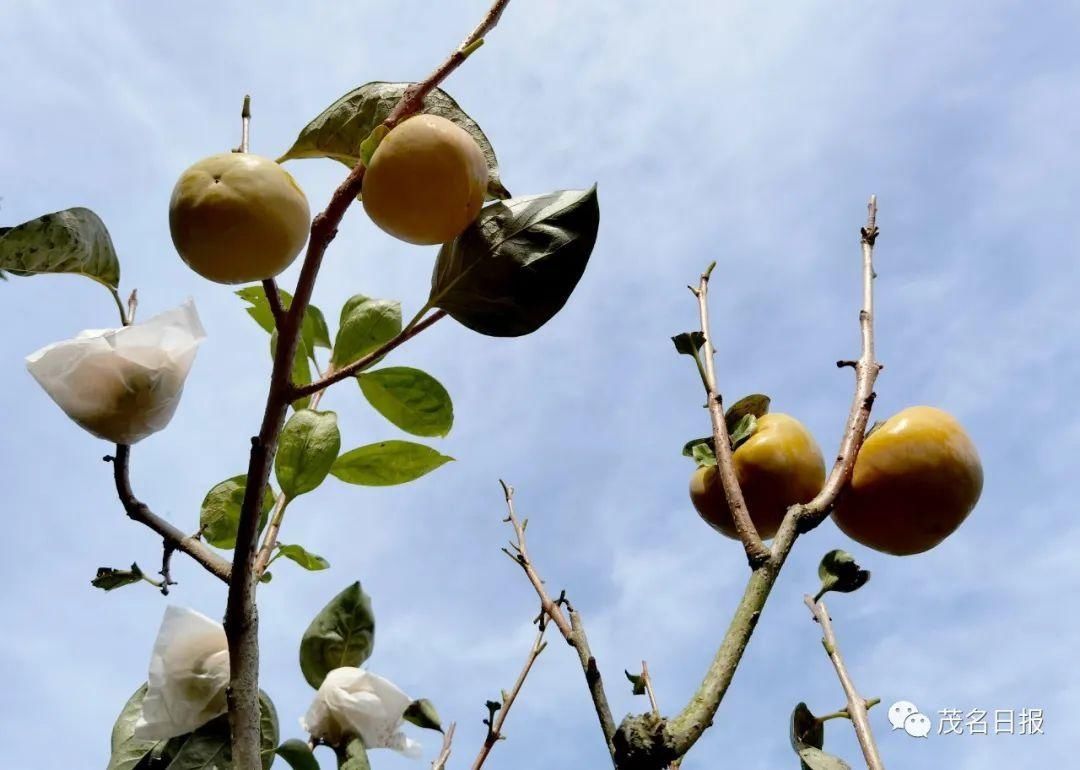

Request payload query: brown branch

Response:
[432,723,456,770]
[106,445,231,584]
[499,480,617,760]
[472,622,548,769]
[615,197,884,768]
[262,279,286,329]
[692,263,770,568]
[804,596,886,770]
[292,309,447,399]
[222,3,517,767]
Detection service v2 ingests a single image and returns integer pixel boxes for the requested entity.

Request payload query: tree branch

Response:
[472,621,548,769]
[804,596,886,770]
[692,263,770,568]
[432,723,456,770]
[262,279,286,330]
[614,197,883,768]
[499,480,617,761]
[106,445,232,584]
[222,3,517,766]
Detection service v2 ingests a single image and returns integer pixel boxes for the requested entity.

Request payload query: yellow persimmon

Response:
[832,406,983,555]
[361,114,488,245]
[169,153,310,284]
[690,413,825,540]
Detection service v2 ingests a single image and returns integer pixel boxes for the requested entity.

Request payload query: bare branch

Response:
[617,197,884,767]
[471,623,548,769]
[126,289,139,325]
[432,723,456,770]
[805,596,886,770]
[262,279,286,330]
[500,480,617,760]
[692,262,770,567]
[222,3,519,765]
[106,445,232,584]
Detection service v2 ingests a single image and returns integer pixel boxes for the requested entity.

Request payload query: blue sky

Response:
[1,1,1077,768]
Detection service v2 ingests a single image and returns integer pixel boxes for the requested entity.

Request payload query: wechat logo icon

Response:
[889,700,931,738]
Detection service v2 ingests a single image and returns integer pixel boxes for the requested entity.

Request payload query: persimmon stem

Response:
[236,94,251,154]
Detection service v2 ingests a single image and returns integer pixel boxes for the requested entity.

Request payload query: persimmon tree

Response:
[2,2,984,769]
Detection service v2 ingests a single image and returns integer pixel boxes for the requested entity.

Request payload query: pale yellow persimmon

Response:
[361,114,488,245]
[169,153,310,284]
[690,413,825,540]
[833,406,983,555]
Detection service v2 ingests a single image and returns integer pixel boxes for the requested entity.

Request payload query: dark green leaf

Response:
[161,691,279,770]
[93,563,145,591]
[275,740,320,770]
[271,331,313,410]
[334,738,370,770]
[278,81,509,201]
[724,394,771,434]
[681,436,714,458]
[331,441,453,486]
[331,295,402,370]
[403,699,443,732]
[815,549,871,602]
[277,544,330,571]
[624,670,646,697]
[300,582,376,689]
[790,702,851,770]
[729,413,758,450]
[0,207,120,288]
[276,409,341,499]
[199,475,276,550]
[671,332,705,356]
[107,685,164,770]
[358,367,453,438]
[429,187,599,337]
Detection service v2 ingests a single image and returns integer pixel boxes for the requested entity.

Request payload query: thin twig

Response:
[106,445,231,583]
[804,596,885,770]
[126,289,139,325]
[158,540,178,596]
[262,279,286,329]
[293,310,447,398]
[692,262,770,567]
[499,480,617,759]
[617,197,884,766]
[222,3,517,766]
[472,622,548,769]
[641,661,660,716]
[432,723,456,770]
[234,94,251,154]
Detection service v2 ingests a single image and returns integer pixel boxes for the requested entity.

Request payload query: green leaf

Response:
[429,187,600,337]
[271,331,313,410]
[403,699,443,732]
[236,286,331,361]
[276,409,341,499]
[725,390,768,431]
[790,702,851,770]
[107,685,164,770]
[729,413,758,451]
[724,394,771,434]
[671,332,705,356]
[93,563,145,591]
[275,740,320,770]
[358,367,453,438]
[278,81,510,201]
[276,544,330,571]
[815,549,871,602]
[624,670,646,697]
[334,738,370,770]
[0,207,120,288]
[199,475,276,550]
[331,441,453,486]
[300,582,376,689]
[161,691,279,770]
[331,295,402,370]
[682,437,717,468]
